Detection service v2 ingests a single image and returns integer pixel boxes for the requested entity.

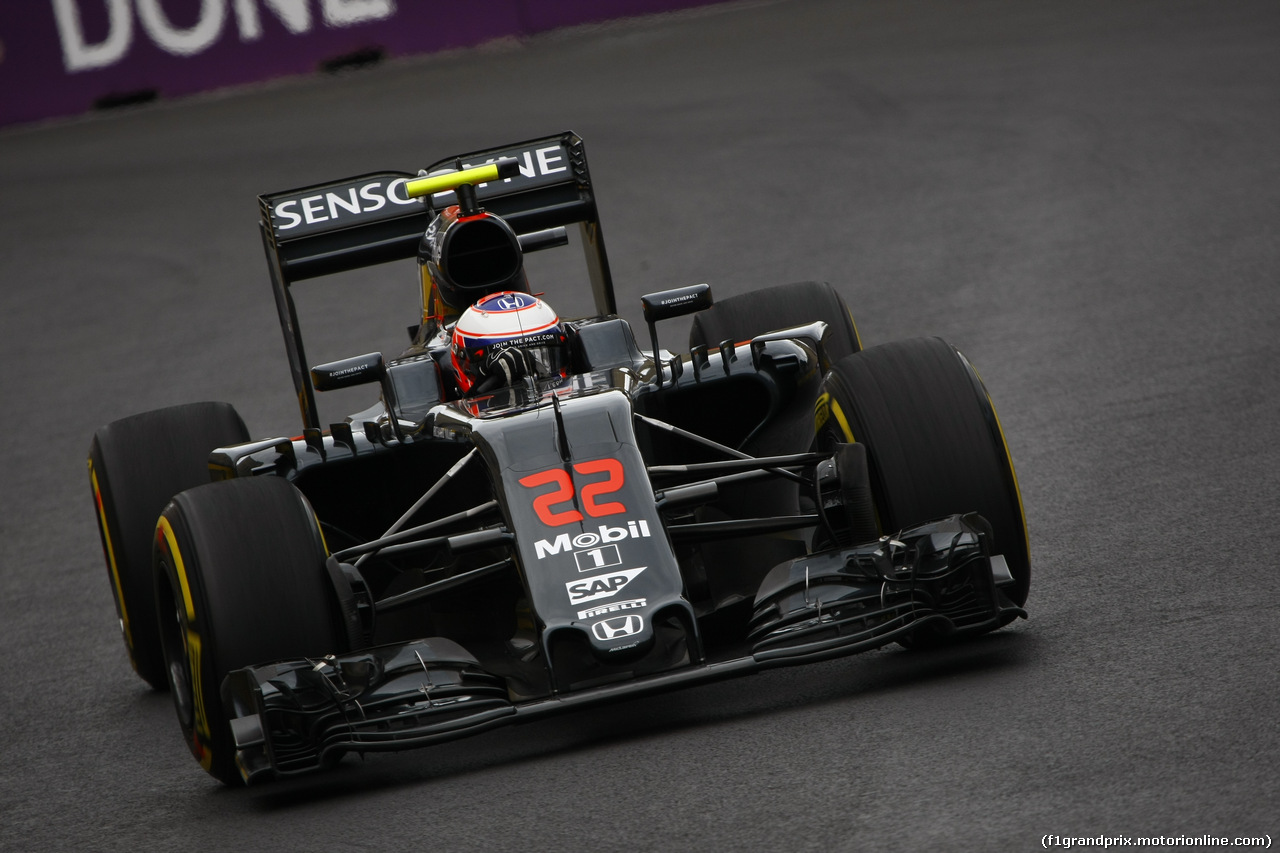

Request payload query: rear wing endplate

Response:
[257,131,615,429]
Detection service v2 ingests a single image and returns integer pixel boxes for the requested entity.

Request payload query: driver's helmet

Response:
[450,292,570,394]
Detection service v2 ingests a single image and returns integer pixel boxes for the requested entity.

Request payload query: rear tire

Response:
[88,402,248,690]
[688,280,862,368]
[153,476,346,785]
[816,338,1030,606]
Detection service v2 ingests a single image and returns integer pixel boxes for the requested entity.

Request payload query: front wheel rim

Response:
[158,577,194,727]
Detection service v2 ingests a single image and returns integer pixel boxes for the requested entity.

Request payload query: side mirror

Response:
[640,283,713,324]
[311,352,385,392]
[312,352,410,443]
[639,284,713,388]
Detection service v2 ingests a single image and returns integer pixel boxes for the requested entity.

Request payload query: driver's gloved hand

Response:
[492,348,532,384]
[471,348,531,395]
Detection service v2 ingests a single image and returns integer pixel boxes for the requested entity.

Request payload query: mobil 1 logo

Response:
[533,519,652,561]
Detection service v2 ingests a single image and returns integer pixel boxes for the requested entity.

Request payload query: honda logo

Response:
[592,614,644,641]
[478,291,535,312]
[495,294,531,310]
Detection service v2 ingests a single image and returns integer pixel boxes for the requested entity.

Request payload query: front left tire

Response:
[153,476,347,785]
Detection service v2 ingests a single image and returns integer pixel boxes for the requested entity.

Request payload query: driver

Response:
[449,291,571,396]
[409,197,571,397]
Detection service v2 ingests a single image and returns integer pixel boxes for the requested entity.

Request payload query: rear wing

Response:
[257,131,615,430]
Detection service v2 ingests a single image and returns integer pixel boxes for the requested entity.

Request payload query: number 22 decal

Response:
[518,459,626,526]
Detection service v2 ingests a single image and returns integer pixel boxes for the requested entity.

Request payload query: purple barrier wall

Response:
[0,0,721,128]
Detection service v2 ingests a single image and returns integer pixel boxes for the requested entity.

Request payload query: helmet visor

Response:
[485,335,568,380]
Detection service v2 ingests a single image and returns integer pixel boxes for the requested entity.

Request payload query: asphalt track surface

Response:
[2,1,1278,850]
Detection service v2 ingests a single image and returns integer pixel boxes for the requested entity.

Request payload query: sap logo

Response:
[592,614,644,641]
[53,0,396,73]
[273,179,418,231]
[534,520,651,560]
[565,567,646,606]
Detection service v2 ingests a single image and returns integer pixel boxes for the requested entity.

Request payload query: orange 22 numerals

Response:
[517,459,626,527]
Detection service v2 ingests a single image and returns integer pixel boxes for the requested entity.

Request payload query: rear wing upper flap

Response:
[259,131,606,286]
[258,131,617,431]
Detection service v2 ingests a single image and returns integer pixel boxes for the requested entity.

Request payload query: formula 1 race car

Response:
[88,132,1030,785]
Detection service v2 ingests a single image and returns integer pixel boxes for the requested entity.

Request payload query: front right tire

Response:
[816,337,1030,607]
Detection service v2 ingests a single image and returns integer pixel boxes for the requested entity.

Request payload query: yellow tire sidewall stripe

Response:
[985,391,1031,561]
[157,516,196,623]
[830,397,856,443]
[967,358,1032,564]
[848,307,863,353]
[89,459,133,652]
[156,515,213,768]
[814,391,856,441]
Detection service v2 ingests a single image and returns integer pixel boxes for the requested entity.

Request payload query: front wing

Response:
[223,514,1024,783]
